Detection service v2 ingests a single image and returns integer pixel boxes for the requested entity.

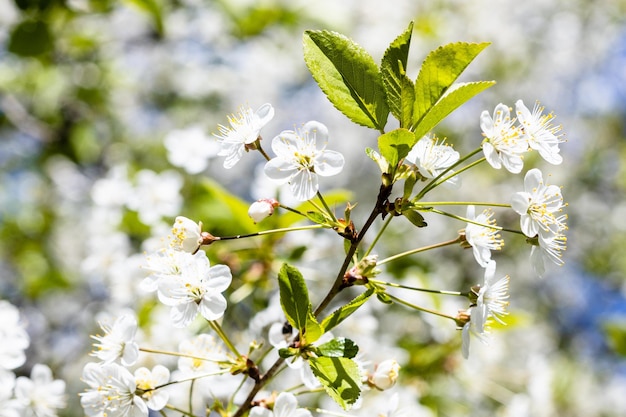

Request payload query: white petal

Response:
[249,407,273,417]
[199,293,228,321]
[208,265,233,292]
[170,303,198,327]
[264,158,297,182]
[314,150,344,176]
[290,169,318,201]
[524,168,543,191]
[482,142,501,169]
[274,392,298,417]
[253,103,275,128]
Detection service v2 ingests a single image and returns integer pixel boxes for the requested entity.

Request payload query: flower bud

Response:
[170,216,203,253]
[369,359,400,391]
[248,199,279,223]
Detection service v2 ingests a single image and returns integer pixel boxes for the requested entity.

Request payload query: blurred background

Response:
[1,0,626,416]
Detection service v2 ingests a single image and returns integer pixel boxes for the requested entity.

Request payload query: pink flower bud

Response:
[248,199,279,223]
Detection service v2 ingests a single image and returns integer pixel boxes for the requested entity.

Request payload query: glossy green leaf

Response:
[304,310,323,344]
[321,288,374,332]
[277,264,311,332]
[378,128,417,170]
[316,337,359,359]
[309,356,362,410]
[413,81,495,139]
[412,42,490,132]
[303,30,388,131]
[381,22,415,127]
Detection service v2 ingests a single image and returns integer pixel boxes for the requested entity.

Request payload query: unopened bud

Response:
[170,216,203,253]
[369,359,400,391]
[248,198,279,223]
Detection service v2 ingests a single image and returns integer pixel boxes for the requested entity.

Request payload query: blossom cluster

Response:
[0,301,66,417]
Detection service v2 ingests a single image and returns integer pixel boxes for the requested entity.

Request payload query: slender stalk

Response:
[414,201,511,208]
[154,370,230,391]
[385,292,458,321]
[428,208,524,235]
[368,278,469,297]
[278,204,306,217]
[415,147,482,199]
[164,404,196,417]
[377,236,462,266]
[362,213,393,258]
[218,224,324,241]
[316,191,337,222]
[208,320,241,358]
[139,347,226,363]
[429,156,487,191]
[255,138,272,161]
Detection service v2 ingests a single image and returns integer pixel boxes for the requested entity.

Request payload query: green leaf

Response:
[412,42,490,132]
[316,337,359,359]
[277,264,311,332]
[303,30,389,131]
[309,357,362,410]
[321,288,374,332]
[8,20,53,57]
[381,22,415,127]
[304,310,323,344]
[306,211,329,225]
[378,128,417,170]
[413,81,495,139]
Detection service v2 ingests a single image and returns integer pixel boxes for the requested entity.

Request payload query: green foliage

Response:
[303,30,389,131]
[603,320,626,357]
[123,0,165,36]
[321,288,375,332]
[8,19,53,56]
[315,337,359,359]
[377,128,417,172]
[412,42,493,135]
[309,356,362,410]
[381,22,415,128]
[277,263,322,344]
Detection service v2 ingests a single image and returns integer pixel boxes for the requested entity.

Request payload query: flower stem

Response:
[317,191,337,222]
[218,224,325,241]
[385,292,458,321]
[368,278,469,297]
[255,138,272,161]
[208,320,241,358]
[415,147,482,199]
[427,208,524,235]
[139,347,228,364]
[362,213,393,258]
[377,236,463,266]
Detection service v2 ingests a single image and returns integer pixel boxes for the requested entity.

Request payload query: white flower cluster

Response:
[143,217,232,328]
[0,301,66,417]
[213,104,345,208]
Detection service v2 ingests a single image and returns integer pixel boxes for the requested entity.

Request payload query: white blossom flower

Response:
[481,103,527,173]
[80,362,148,417]
[169,216,203,253]
[157,251,232,327]
[248,198,279,223]
[91,314,139,366]
[475,261,510,325]
[14,364,66,417]
[134,365,170,411]
[511,168,566,238]
[0,301,29,371]
[141,248,194,292]
[164,126,220,174]
[515,100,564,165]
[368,359,400,391]
[177,334,228,375]
[264,121,345,201]
[459,307,490,359]
[464,205,504,267]
[249,392,312,417]
[215,103,275,169]
[405,135,460,187]
[530,227,567,277]
[0,370,21,417]
[126,170,183,226]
